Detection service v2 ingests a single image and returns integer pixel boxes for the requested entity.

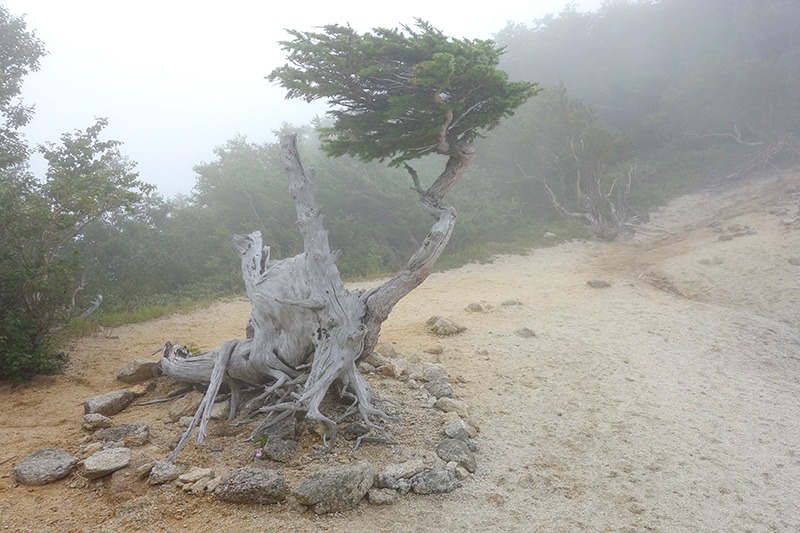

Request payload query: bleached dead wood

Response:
[159,135,468,460]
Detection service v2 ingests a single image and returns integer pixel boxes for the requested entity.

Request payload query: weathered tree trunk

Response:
[159,135,469,461]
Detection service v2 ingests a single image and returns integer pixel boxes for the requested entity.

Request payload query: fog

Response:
[5,0,603,197]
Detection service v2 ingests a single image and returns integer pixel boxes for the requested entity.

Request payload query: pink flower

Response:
[255,448,263,458]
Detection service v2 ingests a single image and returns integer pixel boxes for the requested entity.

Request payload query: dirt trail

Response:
[2,173,800,532]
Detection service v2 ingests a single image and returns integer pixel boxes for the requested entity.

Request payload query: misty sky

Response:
[6,0,604,197]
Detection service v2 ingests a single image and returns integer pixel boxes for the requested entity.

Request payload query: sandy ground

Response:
[2,172,800,532]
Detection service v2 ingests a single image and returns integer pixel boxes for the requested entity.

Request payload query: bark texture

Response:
[159,135,468,460]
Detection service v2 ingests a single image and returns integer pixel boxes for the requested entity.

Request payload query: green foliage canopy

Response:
[0,4,46,174]
[268,20,539,165]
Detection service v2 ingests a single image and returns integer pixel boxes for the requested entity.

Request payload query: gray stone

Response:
[363,352,388,368]
[410,468,461,494]
[383,459,425,480]
[293,461,375,514]
[259,415,296,441]
[587,279,612,288]
[435,397,469,417]
[465,302,483,312]
[789,257,800,266]
[210,400,231,420]
[341,423,370,441]
[443,419,470,441]
[453,464,470,480]
[374,342,397,359]
[135,462,154,480]
[213,467,288,504]
[424,377,455,399]
[167,390,203,422]
[429,317,467,336]
[367,487,398,505]
[179,467,215,484]
[13,448,79,485]
[83,447,132,479]
[515,327,537,338]
[82,413,113,431]
[116,358,157,383]
[84,389,136,416]
[375,473,400,490]
[357,362,376,374]
[421,363,449,382]
[190,476,214,494]
[436,438,477,473]
[148,460,184,484]
[258,438,299,463]
[92,423,149,446]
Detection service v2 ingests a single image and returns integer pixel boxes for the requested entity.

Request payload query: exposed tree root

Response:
[158,135,466,461]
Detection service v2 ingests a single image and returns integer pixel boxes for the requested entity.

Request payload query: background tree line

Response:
[3,0,800,379]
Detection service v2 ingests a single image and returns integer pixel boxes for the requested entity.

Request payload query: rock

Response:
[501,299,521,306]
[375,473,400,490]
[259,415,296,441]
[179,467,215,484]
[108,457,149,500]
[213,467,288,505]
[13,448,79,485]
[83,447,132,479]
[82,413,113,431]
[587,279,611,288]
[434,397,469,417]
[543,231,556,238]
[116,358,157,383]
[788,257,800,266]
[341,423,370,441]
[258,438,299,463]
[363,352,388,368]
[205,476,222,493]
[374,342,397,359]
[92,423,149,446]
[148,461,184,485]
[135,462,154,480]
[424,377,455,399]
[436,438,477,473]
[367,487,398,505]
[167,390,203,422]
[210,400,231,420]
[377,361,401,378]
[357,362,376,374]
[293,461,375,514]
[429,317,467,336]
[465,302,483,312]
[424,345,444,355]
[84,389,136,416]
[383,459,425,480]
[515,327,536,338]
[453,464,470,480]
[410,468,460,494]
[128,383,151,396]
[442,419,470,441]
[422,363,449,382]
[77,442,104,459]
[190,477,214,494]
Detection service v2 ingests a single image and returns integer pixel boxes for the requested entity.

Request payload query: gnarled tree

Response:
[160,21,538,460]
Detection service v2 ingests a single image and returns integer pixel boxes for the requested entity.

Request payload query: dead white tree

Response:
[159,135,465,460]
[157,21,538,461]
